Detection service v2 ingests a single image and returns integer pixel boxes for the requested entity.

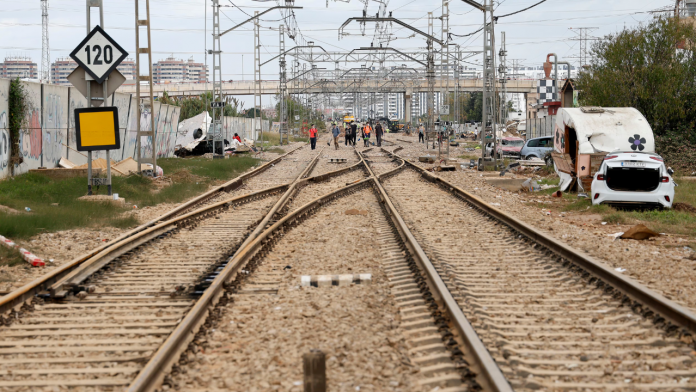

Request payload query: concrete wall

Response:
[0,79,10,179]
[221,116,270,142]
[0,78,181,180]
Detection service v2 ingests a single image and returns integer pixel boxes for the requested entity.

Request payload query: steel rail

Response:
[361,150,404,180]
[395,152,696,334]
[0,144,306,316]
[224,148,326,266]
[127,162,372,392]
[360,151,513,392]
[52,146,327,297]
[47,184,289,297]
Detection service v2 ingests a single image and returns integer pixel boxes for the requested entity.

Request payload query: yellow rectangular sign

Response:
[75,107,120,151]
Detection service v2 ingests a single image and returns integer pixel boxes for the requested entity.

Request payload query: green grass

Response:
[674,178,696,207]
[0,156,260,239]
[554,176,696,236]
[265,147,286,154]
[458,154,479,161]
[256,132,309,146]
[0,246,25,268]
[157,156,260,181]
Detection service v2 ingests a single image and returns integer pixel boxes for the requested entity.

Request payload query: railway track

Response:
[0,192,283,390]
[0,143,307,317]
[0,144,325,390]
[3,139,696,391]
[377,150,696,390]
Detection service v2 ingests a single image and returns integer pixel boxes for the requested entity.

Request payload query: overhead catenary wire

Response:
[449,0,549,39]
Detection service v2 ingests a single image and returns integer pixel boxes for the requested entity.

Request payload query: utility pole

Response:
[211,0,223,154]
[499,31,507,127]
[41,0,50,83]
[254,11,262,142]
[135,0,156,176]
[210,2,301,143]
[440,0,449,125]
[481,0,497,168]
[427,12,435,149]
[454,45,461,126]
[279,25,288,145]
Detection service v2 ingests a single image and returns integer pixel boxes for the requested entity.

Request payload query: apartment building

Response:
[0,57,38,80]
[50,58,136,85]
[152,56,208,84]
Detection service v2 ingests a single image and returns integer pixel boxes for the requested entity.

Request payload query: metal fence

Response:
[526,115,556,139]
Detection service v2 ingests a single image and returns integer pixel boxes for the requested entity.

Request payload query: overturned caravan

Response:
[551,107,655,192]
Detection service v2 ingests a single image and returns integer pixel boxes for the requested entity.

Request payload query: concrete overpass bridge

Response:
[116,78,537,97]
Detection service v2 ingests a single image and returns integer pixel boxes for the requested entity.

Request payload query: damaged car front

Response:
[591,152,674,208]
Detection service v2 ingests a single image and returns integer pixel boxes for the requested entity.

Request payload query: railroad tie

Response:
[300,274,371,287]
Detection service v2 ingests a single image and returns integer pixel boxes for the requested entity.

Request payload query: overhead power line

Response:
[450,0,548,39]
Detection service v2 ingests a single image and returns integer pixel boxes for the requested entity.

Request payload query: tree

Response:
[273,95,322,128]
[576,17,696,140]
[160,91,243,122]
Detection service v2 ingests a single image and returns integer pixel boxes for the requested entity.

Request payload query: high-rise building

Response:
[0,56,38,80]
[50,58,76,85]
[152,56,208,84]
[116,59,136,80]
[50,57,136,85]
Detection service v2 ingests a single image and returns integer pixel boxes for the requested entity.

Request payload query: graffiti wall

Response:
[17,81,42,176]
[112,92,131,161]
[0,79,181,180]
[123,95,142,161]
[67,87,88,165]
[220,117,270,142]
[42,84,68,169]
[156,105,180,158]
[0,79,9,179]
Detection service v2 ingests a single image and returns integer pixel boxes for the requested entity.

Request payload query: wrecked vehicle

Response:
[494,137,524,159]
[174,112,211,157]
[591,152,674,208]
[551,107,661,197]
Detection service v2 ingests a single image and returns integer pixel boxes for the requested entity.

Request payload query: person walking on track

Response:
[309,124,318,150]
[363,122,372,147]
[375,122,384,147]
[350,121,358,147]
[331,122,340,150]
[419,124,425,143]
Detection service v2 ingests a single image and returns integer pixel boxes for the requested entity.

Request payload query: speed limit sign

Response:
[69,25,128,84]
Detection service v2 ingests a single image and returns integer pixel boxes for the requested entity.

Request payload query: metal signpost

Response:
[69,0,127,195]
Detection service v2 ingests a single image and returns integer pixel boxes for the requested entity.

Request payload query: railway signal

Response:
[69,25,128,84]
[68,0,128,196]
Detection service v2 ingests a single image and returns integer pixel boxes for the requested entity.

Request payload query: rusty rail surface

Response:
[127,166,371,392]
[0,144,305,315]
[361,151,513,392]
[395,151,696,334]
[47,184,289,297]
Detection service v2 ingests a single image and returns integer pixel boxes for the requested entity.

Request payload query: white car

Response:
[591,152,675,208]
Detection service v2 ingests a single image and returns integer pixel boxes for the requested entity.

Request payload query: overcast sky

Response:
[0,0,674,106]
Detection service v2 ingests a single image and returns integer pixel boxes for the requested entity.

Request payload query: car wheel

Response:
[526,155,537,160]
[545,155,553,166]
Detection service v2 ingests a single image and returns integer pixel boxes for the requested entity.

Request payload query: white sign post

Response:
[69,14,128,195]
[70,25,128,84]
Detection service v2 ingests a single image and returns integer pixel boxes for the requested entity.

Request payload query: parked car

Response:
[521,136,553,160]
[483,137,525,159]
[591,152,674,208]
[496,137,525,159]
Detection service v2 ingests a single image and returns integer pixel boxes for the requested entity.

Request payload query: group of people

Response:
[320,120,385,150]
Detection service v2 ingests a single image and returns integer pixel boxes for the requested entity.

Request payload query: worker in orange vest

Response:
[363,122,372,147]
[308,124,318,150]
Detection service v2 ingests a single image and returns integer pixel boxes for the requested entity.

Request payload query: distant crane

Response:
[41,0,50,82]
